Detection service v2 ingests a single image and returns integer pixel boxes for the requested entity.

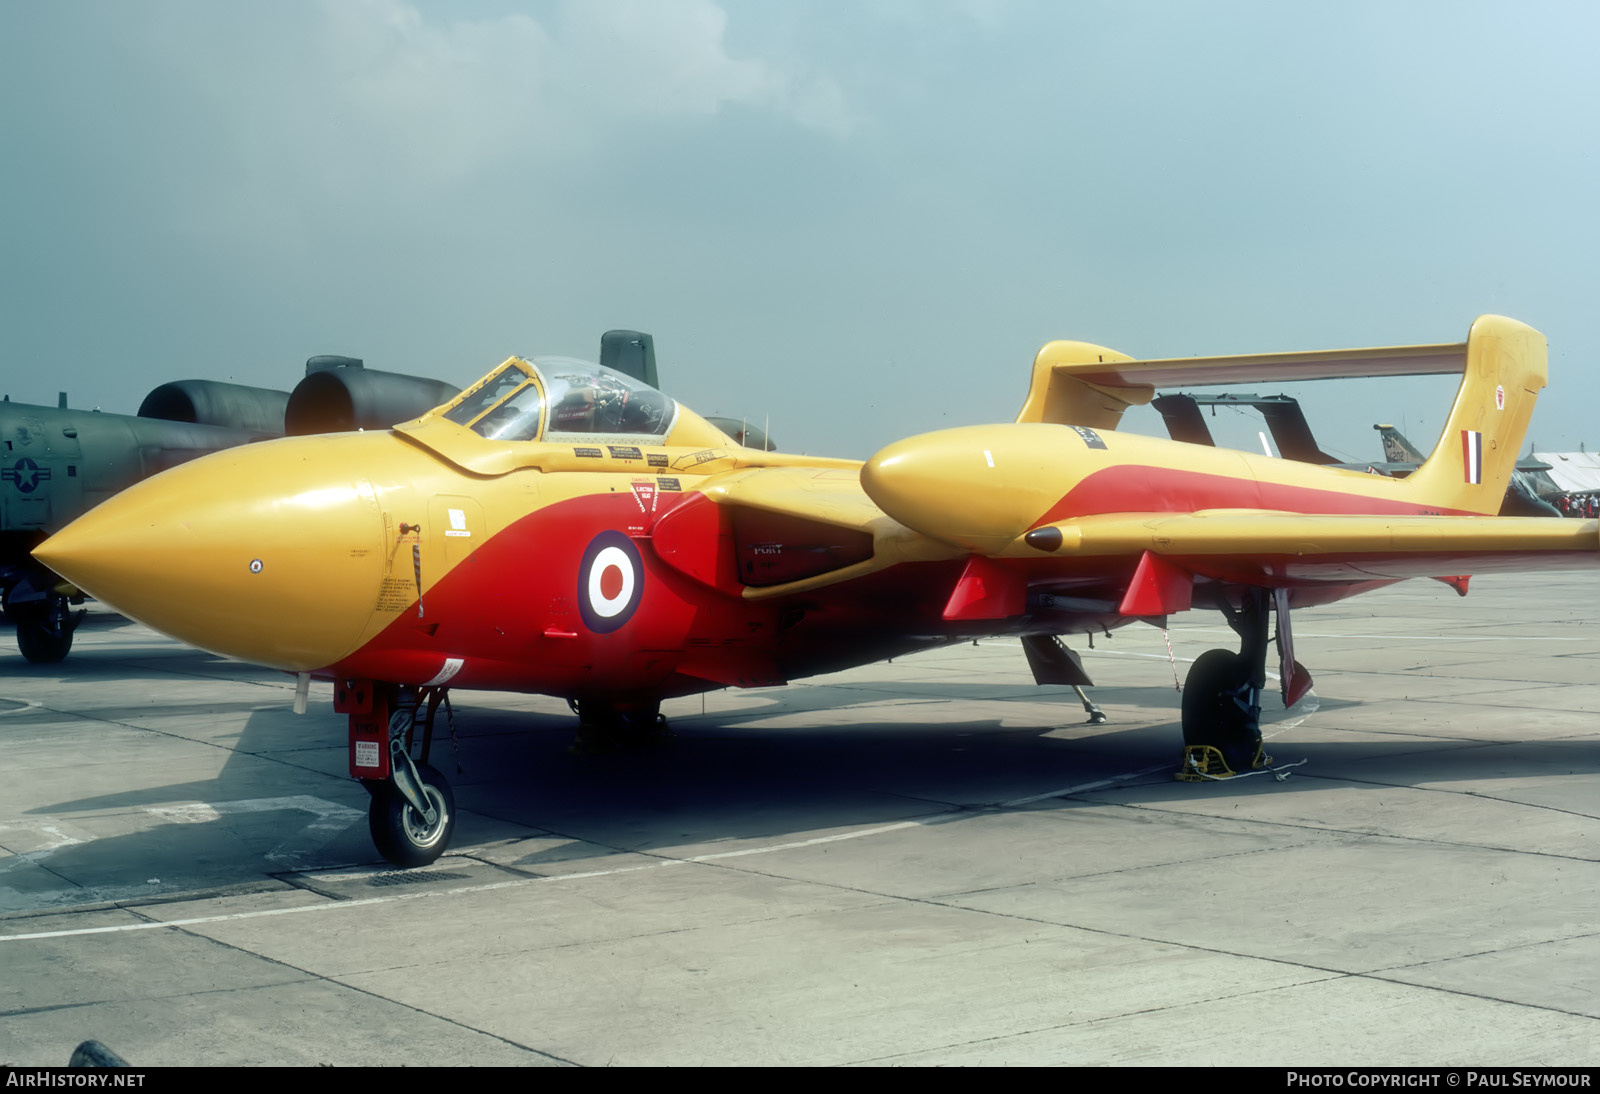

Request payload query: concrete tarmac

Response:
[1,572,1596,1067]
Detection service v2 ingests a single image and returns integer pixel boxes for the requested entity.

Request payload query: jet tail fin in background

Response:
[1374,423,1427,465]
[600,330,659,389]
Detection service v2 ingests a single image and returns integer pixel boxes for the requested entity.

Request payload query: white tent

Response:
[1532,451,1600,493]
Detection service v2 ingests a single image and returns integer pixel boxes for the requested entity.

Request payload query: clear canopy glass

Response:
[442,357,677,443]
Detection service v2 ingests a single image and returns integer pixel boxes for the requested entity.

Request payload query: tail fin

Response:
[1401,315,1547,515]
[1375,424,1427,465]
[1015,341,1147,430]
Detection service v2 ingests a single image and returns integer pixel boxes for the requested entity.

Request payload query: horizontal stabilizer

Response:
[1043,341,1464,390]
[1019,326,1478,432]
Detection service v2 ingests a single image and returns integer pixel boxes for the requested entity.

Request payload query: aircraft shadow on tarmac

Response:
[13,669,1593,904]
[8,611,1591,895]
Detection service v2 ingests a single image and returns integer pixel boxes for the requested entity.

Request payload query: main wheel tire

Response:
[369,762,456,868]
[1181,648,1262,771]
[15,608,72,664]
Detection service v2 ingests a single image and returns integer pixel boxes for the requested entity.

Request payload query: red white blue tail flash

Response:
[1461,429,1483,485]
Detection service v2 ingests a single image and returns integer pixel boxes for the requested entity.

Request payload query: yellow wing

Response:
[1013,510,1599,587]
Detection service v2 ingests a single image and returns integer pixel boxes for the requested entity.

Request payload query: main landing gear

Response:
[13,598,76,664]
[340,682,457,867]
[568,698,671,753]
[1178,587,1311,779]
[1180,647,1263,775]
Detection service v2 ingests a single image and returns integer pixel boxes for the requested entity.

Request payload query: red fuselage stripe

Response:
[1029,465,1467,528]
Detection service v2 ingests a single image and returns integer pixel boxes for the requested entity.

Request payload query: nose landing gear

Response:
[369,751,455,868]
[341,681,459,867]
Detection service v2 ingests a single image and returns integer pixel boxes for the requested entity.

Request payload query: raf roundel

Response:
[577,531,643,633]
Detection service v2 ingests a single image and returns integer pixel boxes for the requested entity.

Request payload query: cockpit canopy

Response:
[441,356,679,444]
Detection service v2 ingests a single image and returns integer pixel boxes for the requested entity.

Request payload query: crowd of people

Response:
[1555,492,1599,518]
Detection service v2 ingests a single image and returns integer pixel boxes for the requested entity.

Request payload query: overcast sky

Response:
[4,0,1597,461]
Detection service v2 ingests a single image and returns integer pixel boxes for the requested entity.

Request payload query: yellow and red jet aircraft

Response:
[35,316,1599,866]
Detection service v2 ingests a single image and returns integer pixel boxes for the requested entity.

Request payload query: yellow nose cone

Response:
[863,424,1073,553]
[36,436,387,671]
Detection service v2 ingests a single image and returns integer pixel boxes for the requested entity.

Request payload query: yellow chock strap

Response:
[1174,743,1271,781]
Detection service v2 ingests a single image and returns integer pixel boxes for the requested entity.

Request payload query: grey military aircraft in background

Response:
[1372,422,1559,517]
[2,357,458,663]
[1149,391,1558,518]
[598,329,776,451]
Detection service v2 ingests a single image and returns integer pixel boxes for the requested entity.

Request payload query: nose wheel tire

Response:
[369,762,456,867]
